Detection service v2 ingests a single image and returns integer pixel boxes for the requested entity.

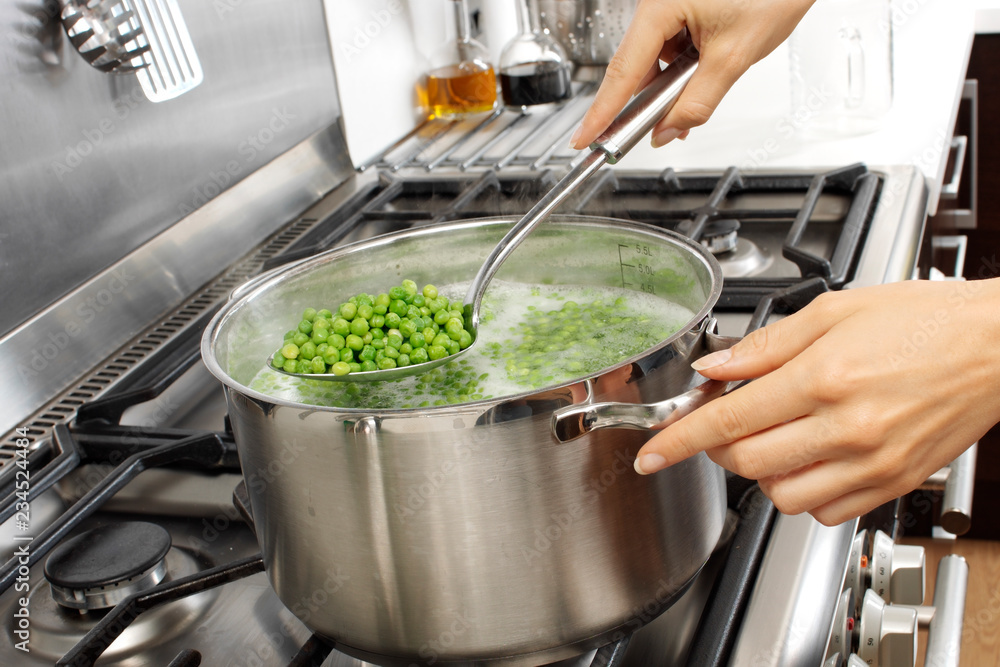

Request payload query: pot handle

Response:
[550,331,740,443]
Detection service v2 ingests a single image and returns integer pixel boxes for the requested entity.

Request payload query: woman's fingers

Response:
[692,291,849,380]
[569,3,685,149]
[705,414,842,481]
[635,360,817,473]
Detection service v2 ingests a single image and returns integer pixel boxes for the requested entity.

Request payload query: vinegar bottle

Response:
[498,0,573,108]
[421,0,498,119]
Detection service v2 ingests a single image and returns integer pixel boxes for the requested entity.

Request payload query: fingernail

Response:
[568,124,583,149]
[634,453,667,475]
[691,348,732,371]
[677,129,690,141]
[651,127,682,148]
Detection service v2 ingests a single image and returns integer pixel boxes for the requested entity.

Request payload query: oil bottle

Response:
[421,0,498,119]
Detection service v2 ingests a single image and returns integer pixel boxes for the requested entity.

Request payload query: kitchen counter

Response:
[618,0,978,217]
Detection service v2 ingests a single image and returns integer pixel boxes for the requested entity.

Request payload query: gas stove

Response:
[0,86,973,666]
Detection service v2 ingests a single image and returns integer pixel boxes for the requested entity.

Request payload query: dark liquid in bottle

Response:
[500,61,572,107]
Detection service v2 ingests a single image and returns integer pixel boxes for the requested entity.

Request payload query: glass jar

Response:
[499,0,573,108]
[421,0,498,119]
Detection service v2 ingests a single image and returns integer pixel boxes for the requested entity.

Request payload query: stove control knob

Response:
[826,588,856,661]
[856,589,918,667]
[869,530,926,606]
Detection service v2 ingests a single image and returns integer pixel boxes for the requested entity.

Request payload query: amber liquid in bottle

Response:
[422,63,497,118]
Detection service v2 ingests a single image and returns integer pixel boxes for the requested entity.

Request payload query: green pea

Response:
[271,351,287,368]
[422,284,438,300]
[292,332,309,347]
[318,308,333,320]
[361,359,377,372]
[445,318,464,340]
[328,333,346,350]
[282,359,298,373]
[385,312,402,329]
[370,314,385,329]
[339,302,358,320]
[427,345,448,361]
[332,318,350,337]
[302,308,317,322]
[350,317,370,336]
[300,341,317,360]
[384,345,400,359]
[410,347,429,364]
[297,319,313,335]
[360,344,376,362]
[323,349,340,365]
[340,348,354,363]
[400,342,413,355]
[331,361,351,376]
[348,362,362,372]
[397,354,411,367]
[346,334,364,351]
[309,357,326,373]
[295,359,310,374]
[378,357,397,370]
[283,329,296,341]
[358,304,374,320]
[409,332,426,348]
[389,299,408,316]
[458,330,473,349]
[399,319,417,338]
[374,293,390,314]
[311,328,329,343]
[281,343,300,359]
[387,332,403,349]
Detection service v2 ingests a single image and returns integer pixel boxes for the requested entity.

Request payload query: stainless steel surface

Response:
[61,0,150,72]
[552,328,738,442]
[131,0,204,101]
[940,442,976,535]
[728,513,859,666]
[848,165,928,288]
[0,0,342,340]
[0,123,354,442]
[923,555,968,667]
[203,217,727,664]
[537,0,637,66]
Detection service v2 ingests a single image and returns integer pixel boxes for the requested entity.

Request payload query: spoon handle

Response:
[462,45,700,326]
[592,44,700,164]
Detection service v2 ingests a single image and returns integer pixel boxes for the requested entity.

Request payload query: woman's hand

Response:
[633,279,1000,525]
[570,0,816,149]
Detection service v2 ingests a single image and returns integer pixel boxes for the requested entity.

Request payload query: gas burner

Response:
[712,238,774,278]
[44,521,171,611]
[700,219,741,255]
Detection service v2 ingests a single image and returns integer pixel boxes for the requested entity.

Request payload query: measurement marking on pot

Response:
[618,243,635,289]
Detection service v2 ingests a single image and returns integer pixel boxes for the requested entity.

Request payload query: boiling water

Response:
[248,281,695,410]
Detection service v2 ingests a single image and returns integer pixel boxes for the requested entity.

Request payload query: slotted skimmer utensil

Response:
[61,0,203,101]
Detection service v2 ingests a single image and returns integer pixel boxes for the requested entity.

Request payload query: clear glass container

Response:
[421,0,498,119]
[499,0,573,108]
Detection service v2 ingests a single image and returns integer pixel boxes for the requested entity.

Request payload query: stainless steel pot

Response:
[201,216,727,666]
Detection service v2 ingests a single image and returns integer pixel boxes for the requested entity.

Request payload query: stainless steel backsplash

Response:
[0,0,355,434]
[0,0,346,338]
